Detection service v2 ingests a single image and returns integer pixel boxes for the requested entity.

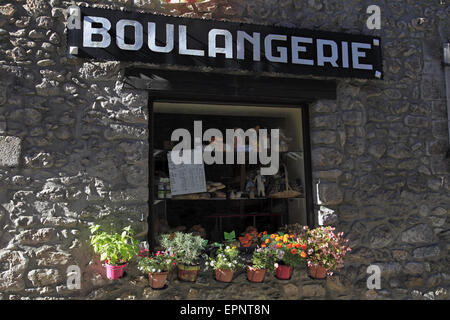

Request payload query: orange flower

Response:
[300,251,307,258]
[291,249,297,255]
[261,244,266,248]
[276,243,282,249]
[301,244,307,250]
[263,231,267,235]
[265,238,270,244]
[287,244,292,249]
[270,234,276,239]
[275,236,281,242]
[295,243,301,248]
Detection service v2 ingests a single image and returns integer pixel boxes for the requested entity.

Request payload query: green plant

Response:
[305,226,351,276]
[138,251,176,274]
[250,246,278,273]
[89,224,139,266]
[204,245,242,271]
[160,232,206,266]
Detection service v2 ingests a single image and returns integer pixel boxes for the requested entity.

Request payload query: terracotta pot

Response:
[309,265,327,279]
[105,262,127,280]
[247,266,266,283]
[215,268,235,283]
[177,264,200,282]
[148,271,168,289]
[275,264,292,280]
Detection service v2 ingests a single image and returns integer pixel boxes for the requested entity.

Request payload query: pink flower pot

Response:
[105,262,127,280]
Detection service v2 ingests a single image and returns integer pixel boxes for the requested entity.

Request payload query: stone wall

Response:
[0,0,449,300]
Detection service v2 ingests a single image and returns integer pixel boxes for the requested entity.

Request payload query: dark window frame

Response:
[124,68,336,250]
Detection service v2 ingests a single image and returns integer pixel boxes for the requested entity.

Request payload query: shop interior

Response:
[151,102,307,243]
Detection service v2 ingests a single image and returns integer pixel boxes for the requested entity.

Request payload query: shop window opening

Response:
[149,102,310,246]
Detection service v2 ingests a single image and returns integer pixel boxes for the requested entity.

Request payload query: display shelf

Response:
[154,197,304,204]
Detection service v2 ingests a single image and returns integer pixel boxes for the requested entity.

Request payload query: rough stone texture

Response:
[0,0,448,300]
[0,136,21,167]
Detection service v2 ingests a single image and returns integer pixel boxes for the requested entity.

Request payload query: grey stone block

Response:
[0,136,21,167]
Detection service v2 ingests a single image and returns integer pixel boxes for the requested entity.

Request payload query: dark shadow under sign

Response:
[68,6,383,80]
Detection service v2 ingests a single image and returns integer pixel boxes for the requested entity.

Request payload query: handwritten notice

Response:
[168,151,206,196]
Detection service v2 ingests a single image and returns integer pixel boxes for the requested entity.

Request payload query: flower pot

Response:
[309,265,327,279]
[215,268,235,283]
[247,266,266,283]
[105,262,127,280]
[148,271,168,289]
[177,264,200,282]
[275,264,292,280]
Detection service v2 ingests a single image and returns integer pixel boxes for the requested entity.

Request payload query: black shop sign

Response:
[67,6,383,79]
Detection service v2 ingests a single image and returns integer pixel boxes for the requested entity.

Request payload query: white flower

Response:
[210,261,214,266]
[152,268,156,272]
[228,263,232,267]
[226,246,230,250]
[157,269,161,273]
[205,261,209,265]
[233,260,237,264]
[274,263,279,268]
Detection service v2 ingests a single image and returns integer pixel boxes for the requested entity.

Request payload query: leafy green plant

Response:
[138,251,176,274]
[224,231,236,242]
[250,246,278,273]
[89,224,139,266]
[160,232,206,266]
[204,245,242,271]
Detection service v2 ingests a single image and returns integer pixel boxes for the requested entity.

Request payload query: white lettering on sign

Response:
[83,16,111,48]
[317,39,339,67]
[264,34,288,63]
[77,11,378,75]
[352,42,373,70]
[116,19,143,51]
[208,29,233,58]
[179,24,205,56]
[148,22,174,53]
[292,36,314,66]
[236,31,261,61]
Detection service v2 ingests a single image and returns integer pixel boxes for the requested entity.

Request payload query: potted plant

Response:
[205,245,242,283]
[160,232,206,282]
[305,226,351,279]
[261,232,308,280]
[137,250,176,289]
[246,246,277,283]
[89,224,140,280]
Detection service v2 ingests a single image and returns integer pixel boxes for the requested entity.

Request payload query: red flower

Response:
[291,249,297,255]
[301,244,307,250]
